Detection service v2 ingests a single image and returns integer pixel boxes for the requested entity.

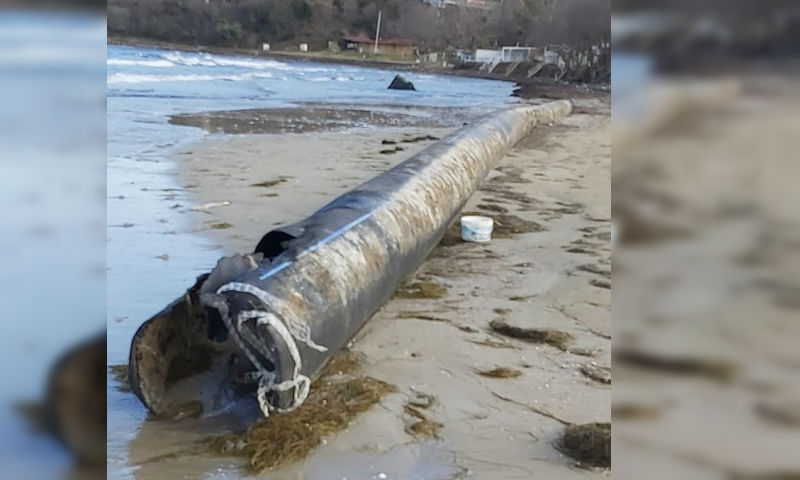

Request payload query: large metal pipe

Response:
[128,101,572,418]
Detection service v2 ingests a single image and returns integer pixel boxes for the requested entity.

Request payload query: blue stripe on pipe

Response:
[259,212,373,280]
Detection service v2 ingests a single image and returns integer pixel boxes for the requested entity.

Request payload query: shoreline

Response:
[108,36,609,99]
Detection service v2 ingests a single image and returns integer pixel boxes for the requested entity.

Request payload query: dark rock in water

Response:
[388,74,416,91]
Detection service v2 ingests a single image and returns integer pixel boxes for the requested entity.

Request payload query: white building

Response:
[501,46,541,62]
[474,46,545,64]
[475,48,501,62]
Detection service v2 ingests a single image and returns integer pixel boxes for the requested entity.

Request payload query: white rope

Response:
[236,310,311,416]
[217,282,328,352]
[212,281,327,417]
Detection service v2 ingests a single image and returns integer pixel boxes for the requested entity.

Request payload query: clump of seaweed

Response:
[558,422,610,468]
[403,394,442,439]
[379,146,405,154]
[489,320,573,351]
[395,280,448,299]
[320,349,362,376]
[251,177,291,188]
[476,367,522,379]
[208,222,234,230]
[566,247,598,256]
[509,295,534,302]
[406,417,443,438]
[402,134,438,143]
[491,214,546,238]
[206,351,395,473]
[477,203,509,213]
[579,364,611,385]
[108,364,131,393]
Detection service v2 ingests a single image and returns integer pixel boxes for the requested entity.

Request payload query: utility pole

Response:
[374,10,382,54]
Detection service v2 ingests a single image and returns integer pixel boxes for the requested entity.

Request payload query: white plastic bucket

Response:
[461,215,494,243]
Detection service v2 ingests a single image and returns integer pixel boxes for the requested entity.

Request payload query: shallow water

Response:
[107,44,515,479]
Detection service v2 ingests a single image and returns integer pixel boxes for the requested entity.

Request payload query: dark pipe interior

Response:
[254,230,296,260]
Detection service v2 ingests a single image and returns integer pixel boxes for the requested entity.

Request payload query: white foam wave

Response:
[161,51,288,70]
[107,71,274,84]
[161,52,215,67]
[107,58,175,68]
[212,57,287,69]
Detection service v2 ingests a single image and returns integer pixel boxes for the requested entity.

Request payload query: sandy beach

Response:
[122,96,610,479]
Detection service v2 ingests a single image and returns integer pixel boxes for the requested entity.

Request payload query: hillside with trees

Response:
[108,0,609,54]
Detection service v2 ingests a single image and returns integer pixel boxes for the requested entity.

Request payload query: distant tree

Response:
[215,19,243,45]
[292,1,313,21]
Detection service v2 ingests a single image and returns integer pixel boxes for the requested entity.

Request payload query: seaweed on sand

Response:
[403,402,442,439]
[558,422,611,468]
[476,367,522,379]
[491,214,547,238]
[208,222,234,230]
[579,364,611,385]
[489,320,573,351]
[251,177,291,188]
[406,417,443,439]
[394,280,448,299]
[206,351,395,473]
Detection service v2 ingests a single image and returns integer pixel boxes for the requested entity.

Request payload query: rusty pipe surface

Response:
[128,100,572,418]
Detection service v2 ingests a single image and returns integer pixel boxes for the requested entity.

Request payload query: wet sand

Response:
[169,102,480,135]
[126,98,611,479]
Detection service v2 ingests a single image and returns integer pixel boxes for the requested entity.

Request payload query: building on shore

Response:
[474,46,546,64]
[339,35,415,58]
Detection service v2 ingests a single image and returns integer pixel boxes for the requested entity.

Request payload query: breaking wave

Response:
[161,51,290,70]
[107,58,175,67]
[107,71,275,84]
